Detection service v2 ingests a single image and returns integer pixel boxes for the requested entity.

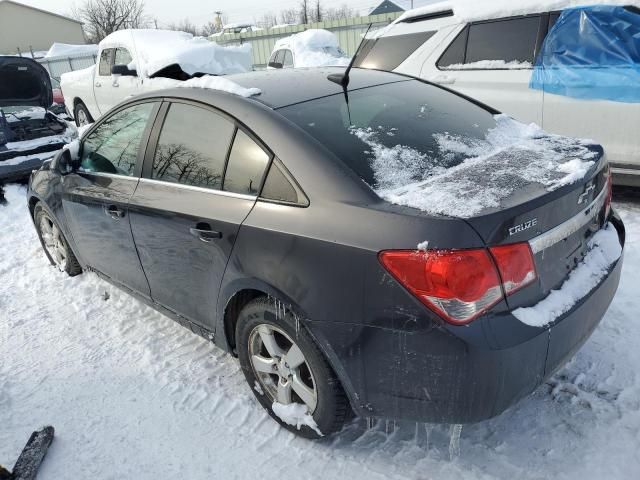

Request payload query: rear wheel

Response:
[34,203,82,276]
[236,297,350,438]
[74,101,93,127]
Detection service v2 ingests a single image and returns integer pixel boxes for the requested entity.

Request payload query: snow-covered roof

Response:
[273,29,350,67]
[396,0,636,24]
[99,29,252,78]
[222,22,254,29]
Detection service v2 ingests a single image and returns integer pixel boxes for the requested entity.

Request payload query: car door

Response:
[129,100,271,329]
[93,47,115,116]
[62,100,160,297]
[540,12,640,172]
[423,16,545,125]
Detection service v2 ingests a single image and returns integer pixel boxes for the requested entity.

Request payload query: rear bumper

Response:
[311,214,625,423]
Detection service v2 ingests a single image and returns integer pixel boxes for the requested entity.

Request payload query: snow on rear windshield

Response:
[279,80,598,218]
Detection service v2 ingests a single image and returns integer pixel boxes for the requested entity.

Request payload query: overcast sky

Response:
[20,0,433,27]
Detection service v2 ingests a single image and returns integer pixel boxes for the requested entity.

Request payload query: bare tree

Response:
[279,8,298,25]
[299,0,309,24]
[166,18,198,36]
[256,12,278,29]
[200,21,219,37]
[309,0,322,23]
[73,0,149,43]
[324,4,357,20]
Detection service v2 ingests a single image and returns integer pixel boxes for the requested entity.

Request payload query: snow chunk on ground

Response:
[353,114,598,218]
[277,29,350,67]
[514,223,622,327]
[272,402,322,436]
[101,29,252,78]
[443,60,532,70]
[145,75,261,98]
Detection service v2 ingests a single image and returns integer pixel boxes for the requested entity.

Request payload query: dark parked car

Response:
[27,68,625,438]
[0,56,70,183]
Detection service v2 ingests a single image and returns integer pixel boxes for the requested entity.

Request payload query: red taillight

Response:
[379,249,503,325]
[489,243,537,295]
[604,166,613,219]
[379,244,537,325]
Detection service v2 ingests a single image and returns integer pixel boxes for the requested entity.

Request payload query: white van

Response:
[355,2,640,186]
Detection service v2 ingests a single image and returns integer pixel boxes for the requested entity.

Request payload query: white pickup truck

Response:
[61,29,253,126]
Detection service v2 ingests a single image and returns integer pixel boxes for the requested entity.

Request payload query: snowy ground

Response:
[1,183,639,479]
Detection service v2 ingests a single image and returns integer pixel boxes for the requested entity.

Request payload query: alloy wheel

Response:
[39,214,68,271]
[76,108,89,126]
[249,324,318,413]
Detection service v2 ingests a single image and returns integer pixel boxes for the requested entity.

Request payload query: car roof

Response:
[228,67,411,109]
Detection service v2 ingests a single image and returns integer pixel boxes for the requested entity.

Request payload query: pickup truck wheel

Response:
[74,102,93,127]
[34,203,82,276]
[236,297,350,439]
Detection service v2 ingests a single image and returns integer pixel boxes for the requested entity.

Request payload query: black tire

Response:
[74,101,93,127]
[236,297,350,439]
[33,203,82,276]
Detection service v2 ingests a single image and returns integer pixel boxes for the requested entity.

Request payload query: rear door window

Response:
[223,129,270,195]
[151,103,235,190]
[81,102,156,176]
[354,31,436,70]
[464,16,541,65]
[98,48,114,76]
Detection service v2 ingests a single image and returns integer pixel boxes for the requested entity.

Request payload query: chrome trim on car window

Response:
[78,170,139,181]
[529,186,607,255]
[138,177,257,200]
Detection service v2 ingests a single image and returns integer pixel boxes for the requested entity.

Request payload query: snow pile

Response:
[353,114,598,218]
[514,223,622,327]
[396,0,634,24]
[44,43,98,59]
[144,75,261,98]
[443,60,533,70]
[271,402,322,436]
[279,29,350,67]
[100,29,253,78]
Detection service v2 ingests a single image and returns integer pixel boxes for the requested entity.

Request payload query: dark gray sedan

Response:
[27,68,624,438]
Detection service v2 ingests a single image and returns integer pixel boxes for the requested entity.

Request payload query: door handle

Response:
[430,74,456,85]
[190,223,222,243]
[95,82,101,87]
[105,205,125,219]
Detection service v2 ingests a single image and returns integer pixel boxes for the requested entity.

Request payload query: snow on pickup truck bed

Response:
[1,183,639,479]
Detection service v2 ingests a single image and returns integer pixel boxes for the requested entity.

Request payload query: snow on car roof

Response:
[396,0,634,24]
[99,29,253,78]
[273,29,350,67]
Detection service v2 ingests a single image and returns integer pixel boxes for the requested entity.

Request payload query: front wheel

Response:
[33,203,82,276]
[74,101,93,127]
[236,297,350,438]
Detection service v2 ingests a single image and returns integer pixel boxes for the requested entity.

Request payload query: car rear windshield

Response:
[278,79,496,188]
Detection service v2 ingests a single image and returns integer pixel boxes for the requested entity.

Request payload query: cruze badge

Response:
[509,218,538,236]
[578,183,596,204]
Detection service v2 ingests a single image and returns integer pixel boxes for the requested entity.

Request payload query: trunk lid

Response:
[0,56,53,109]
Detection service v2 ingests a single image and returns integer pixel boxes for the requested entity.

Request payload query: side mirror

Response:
[111,64,137,77]
[51,149,74,175]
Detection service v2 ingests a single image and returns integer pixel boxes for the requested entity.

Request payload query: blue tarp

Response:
[530,5,640,103]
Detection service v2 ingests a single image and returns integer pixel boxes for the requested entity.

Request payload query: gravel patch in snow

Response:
[514,223,623,327]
